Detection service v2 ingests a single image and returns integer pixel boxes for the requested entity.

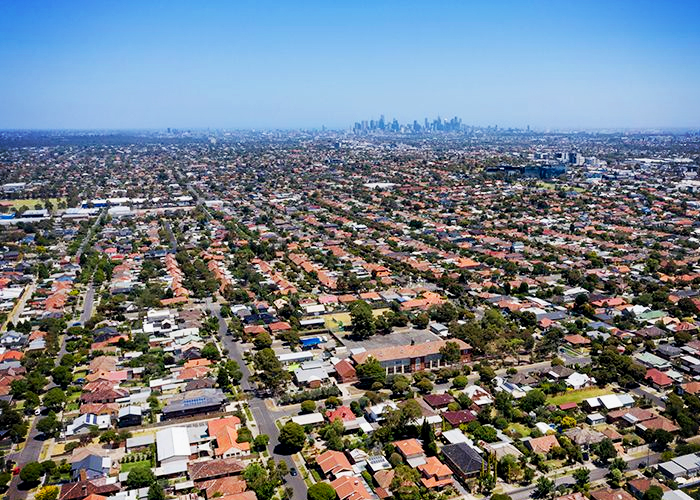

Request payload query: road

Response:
[508,453,660,500]
[208,300,308,500]
[5,259,98,498]
[78,283,96,326]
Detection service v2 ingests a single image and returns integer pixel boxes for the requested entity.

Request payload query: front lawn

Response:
[120,460,152,473]
[546,386,611,406]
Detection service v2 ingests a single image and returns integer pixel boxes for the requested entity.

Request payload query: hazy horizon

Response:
[1,1,699,130]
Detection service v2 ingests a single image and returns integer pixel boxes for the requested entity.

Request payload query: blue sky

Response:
[1,1,699,130]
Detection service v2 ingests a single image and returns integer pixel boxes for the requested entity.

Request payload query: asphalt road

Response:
[5,272,98,498]
[208,300,308,500]
[78,283,95,326]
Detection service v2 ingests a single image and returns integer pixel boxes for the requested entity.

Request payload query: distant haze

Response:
[1,1,699,130]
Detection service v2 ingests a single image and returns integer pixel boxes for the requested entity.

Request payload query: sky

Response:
[1,1,699,130]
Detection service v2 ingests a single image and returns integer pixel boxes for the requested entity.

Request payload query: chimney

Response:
[80,469,87,482]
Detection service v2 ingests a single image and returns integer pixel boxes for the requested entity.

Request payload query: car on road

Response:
[12,466,20,476]
[289,467,298,476]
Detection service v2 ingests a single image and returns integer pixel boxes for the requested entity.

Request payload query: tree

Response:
[254,434,269,451]
[147,483,166,500]
[36,413,61,438]
[35,485,59,500]
[125,465,156,489]
[643,485,664,500]
[561,416,577,429]
[497,454,520,483]
[43,387,66,412]
[349,300,376,340]
[412,313,429,330]
[415,378,433,394]
[201,342,221,361]
[244,462,279,500]
[300,400,317,414]
[520,389,546,412]
[452,375,468,389]
[19,461,44,485]
[572,468,590,492]
[593,438,617,463]
[391,464,421,500]
[0,471,11,490]
[51,365,72,389]
[440,341,462,365]
[534,476,555,498]
[355,357,386,387]
[254,332,273,349]
[279,422,305,451]
[253,348,290,393]
[492,495,513,500]
[307,482,336,500]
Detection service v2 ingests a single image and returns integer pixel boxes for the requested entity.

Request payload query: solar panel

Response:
[183,397,206,407]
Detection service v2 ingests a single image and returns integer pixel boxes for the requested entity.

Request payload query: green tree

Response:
[253,348,290,394]
[253,434,270,451]
[19,462,44,485]
[572,467,590,492]
[125,465,156,489]
[147,483,166,500]
[439,341,462,365]
[593,438,617,463]
[36,413,61,438]
[349,300,376,340]
[43,388,66,412]
[279,422,306,451]
[534,476,554,498]
[355,357,386,388]
[300,400,317,414]
[254,332,273,349]
[201,342,221,361]
[643,485,664,500]
[307,482,337,500]
[51,365,72,389]
[391,464,421,500]
[412,313,429,330]
[520,389,546,412]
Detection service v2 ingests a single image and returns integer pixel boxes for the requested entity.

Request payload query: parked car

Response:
[289,467,298,477]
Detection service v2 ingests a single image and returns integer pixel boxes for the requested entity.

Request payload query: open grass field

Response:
[546,386,611,406]
[322,308,391,330]
[0,198,66,210]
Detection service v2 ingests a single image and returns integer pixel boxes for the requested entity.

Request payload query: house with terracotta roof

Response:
[331,476,372,500]
[645,368,673,390]
[416,456,454,489]
[326,406,355,423]
[316,450,353,479]
[333,359,357,383]
[208,416,251,457]
[352,339,471,375]
[525,434,560,454]
[393,439,426,465]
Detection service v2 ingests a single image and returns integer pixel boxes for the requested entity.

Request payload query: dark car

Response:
[289,467,298,476]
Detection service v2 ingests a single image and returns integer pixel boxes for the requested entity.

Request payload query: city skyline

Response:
[1,1,700,130]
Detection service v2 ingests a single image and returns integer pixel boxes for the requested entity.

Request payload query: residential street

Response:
[208,299,309,500]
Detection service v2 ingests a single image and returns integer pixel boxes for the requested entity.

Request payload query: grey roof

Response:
[442,442,485,475]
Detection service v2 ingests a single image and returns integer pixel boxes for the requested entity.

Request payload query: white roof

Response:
[290,413,325,426]
[156,427,190,461]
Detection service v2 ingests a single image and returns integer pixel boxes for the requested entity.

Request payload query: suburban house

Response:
[441,442,485,480]
[316,450,353,479]
[208,416,251,457]
[416,456,454,489]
